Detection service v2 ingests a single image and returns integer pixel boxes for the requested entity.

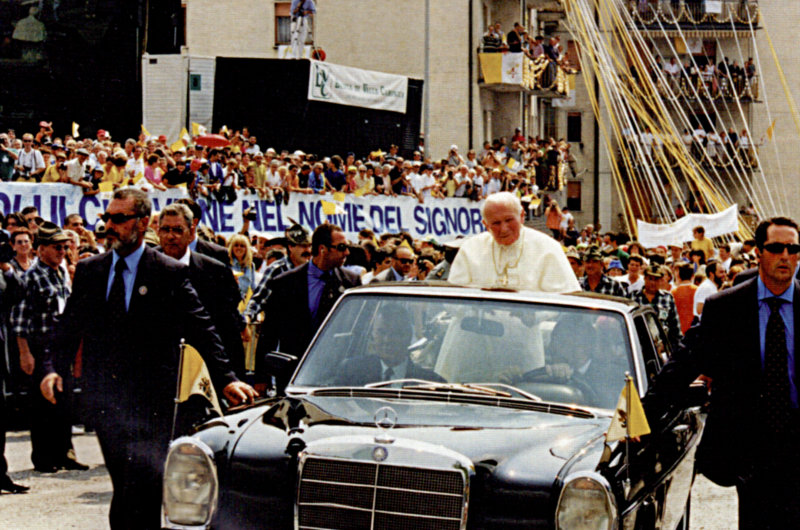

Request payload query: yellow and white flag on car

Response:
[606,375,650,442]
[178,344,223,416]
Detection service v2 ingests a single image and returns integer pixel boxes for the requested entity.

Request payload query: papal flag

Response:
[191,122,207,136]
[766,119,777,141]
[141,124,151,139]
[321,199,346,216]
[605,375,650,442]
[177,344,223,416]
[72,122,80,138]
[179,127,191,144]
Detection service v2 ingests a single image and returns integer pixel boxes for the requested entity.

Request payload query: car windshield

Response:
[292,294,633,410]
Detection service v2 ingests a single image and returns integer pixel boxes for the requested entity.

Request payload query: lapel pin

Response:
[139,286,148,296]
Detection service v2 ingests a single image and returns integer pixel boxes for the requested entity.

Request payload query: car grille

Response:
[297,456,466,530]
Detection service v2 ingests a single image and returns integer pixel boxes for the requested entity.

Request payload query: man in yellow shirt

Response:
[689,225,715,261]
[41,152,66,182]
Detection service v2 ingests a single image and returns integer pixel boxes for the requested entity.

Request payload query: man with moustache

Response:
[39,188,256,529]
[371,244,416,282]
[448,191,579,291]
[157,203,246,378]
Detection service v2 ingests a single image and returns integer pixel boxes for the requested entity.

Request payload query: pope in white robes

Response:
[449,192,580,292]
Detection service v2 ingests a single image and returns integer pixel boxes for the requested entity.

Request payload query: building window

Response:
[567,112,581,143]
[275,2,313,46]
[567,180,582,211]
[542,102,557,140]
[566,40,581,71]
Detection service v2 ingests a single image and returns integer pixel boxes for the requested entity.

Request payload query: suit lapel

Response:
[738,278,762,378]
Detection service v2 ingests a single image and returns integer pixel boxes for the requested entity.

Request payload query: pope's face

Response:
[482,202,524,246]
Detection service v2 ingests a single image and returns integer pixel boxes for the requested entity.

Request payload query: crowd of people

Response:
[0,123,577,204]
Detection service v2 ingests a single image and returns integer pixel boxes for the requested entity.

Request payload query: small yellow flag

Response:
[332,192,346,202]
[178,344,223,416]
[238,287,253,314]
[506,157,516,169]
[170,140,185,152]
[399,239,413,250]
[353,187,367,197]
[179,127,191,143]
[141,124,151,138]
[72,122,80,138]
[606,375,650,442]
[766,119,777,141]
[132,172,144,184]
[98,182,114,193]
[321,200,345,216]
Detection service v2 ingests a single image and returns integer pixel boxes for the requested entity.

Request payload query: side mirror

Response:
[265,351,299,394]
[687,380,710,408]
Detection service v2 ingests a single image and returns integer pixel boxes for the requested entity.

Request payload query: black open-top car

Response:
[162,284,704,529]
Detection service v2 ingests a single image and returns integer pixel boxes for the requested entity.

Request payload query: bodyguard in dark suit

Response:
[650,217,800,529]
[40,189,256,530]
[370,243,415,283]
[157,203,246,378]
[256,223,360,384]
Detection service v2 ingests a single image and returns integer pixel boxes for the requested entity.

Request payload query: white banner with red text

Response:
[0,183,486,242]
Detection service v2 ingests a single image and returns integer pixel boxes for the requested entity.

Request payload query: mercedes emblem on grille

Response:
[374,406,398,444]
[372,445,388,462]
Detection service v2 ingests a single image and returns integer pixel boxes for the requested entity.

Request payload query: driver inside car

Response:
[336,304,444,385]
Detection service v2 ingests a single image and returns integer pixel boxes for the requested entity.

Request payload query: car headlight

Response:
[555,472,616,530]
[162,437,218,528]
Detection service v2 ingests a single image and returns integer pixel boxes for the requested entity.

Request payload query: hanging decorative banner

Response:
[0,183,484,241]
[308,60,408,114]
[636,205,739,248]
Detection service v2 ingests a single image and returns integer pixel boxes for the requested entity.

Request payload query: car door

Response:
[625,310,701,529]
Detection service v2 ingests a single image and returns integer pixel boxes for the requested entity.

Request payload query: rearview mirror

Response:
[460,316,505,337]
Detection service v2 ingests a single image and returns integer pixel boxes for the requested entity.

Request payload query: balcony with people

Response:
[628,0,760,29]
[478,22,573,97]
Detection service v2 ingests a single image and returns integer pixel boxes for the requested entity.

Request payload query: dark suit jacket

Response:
[372,267,403,283]
[256,262,360,379]
[187,251,246,378]
[44,246,236,431]
[650,276,800,484]
[195,238,230,266]
[336,355,445,386]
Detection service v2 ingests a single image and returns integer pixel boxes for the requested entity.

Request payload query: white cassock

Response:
[448,227,580,292]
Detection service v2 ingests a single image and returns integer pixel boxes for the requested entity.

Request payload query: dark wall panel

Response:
[213,58,422,159]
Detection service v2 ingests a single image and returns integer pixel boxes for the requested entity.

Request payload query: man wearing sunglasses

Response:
[39,188,256,529]
[10,222,87,474]
[372,244,416,283]
[255,223,360,390]
[649,217,800,528]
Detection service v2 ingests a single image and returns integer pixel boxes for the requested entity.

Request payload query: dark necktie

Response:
[763,297,792,433]
[383,364,394,382]
[314,271,335,326]
[108,259,128,316]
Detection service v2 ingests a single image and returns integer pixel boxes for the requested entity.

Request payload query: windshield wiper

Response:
[365,379,542,402]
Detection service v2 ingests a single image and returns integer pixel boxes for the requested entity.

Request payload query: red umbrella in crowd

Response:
[194,134,230,148]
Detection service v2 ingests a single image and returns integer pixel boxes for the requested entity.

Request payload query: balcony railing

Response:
[619,140,760,171]
[477,52,571,97]
[628,0,759,26]
[653,71,759,101]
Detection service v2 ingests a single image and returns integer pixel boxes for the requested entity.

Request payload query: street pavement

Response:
[1,429,738,529]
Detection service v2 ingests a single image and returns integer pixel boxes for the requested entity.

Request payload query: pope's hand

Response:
[40,373,63,404]
[223,381,258,405]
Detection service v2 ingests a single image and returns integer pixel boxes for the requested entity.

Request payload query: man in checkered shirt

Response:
[10,222,87,473]
[629,264,682,349]
[579,248,627,298]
